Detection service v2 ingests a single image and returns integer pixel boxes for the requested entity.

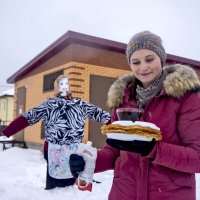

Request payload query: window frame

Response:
[43,70,64,92]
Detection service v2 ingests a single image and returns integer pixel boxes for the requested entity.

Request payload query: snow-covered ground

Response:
[0,145,200,200]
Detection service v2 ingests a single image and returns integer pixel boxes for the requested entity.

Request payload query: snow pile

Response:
[0,147,200,200]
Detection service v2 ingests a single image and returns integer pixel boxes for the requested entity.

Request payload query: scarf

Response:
[136,70,166,109]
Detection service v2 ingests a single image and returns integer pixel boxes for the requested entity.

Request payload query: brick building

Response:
[7,31,200,149]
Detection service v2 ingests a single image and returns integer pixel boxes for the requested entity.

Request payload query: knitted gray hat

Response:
[126,31,167,65]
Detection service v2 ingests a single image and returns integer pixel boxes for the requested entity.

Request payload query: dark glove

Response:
[69,154,85,178]
[106,138,156,156]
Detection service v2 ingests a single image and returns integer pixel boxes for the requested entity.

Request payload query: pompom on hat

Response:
[126,31,167,65]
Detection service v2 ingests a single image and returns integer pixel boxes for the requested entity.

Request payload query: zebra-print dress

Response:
[23,97,111,145]
[22,97,110,189]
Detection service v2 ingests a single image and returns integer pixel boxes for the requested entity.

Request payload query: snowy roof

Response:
[0,88,14,97]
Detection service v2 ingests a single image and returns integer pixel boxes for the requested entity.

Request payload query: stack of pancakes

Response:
[101,121,162,141]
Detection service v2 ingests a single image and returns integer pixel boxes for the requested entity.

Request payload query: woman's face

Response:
[129,49,162,88]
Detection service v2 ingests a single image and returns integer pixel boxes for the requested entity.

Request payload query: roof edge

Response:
[7,31,200,83]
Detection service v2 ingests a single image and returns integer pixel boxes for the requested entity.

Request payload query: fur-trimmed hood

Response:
[107,64,200,109]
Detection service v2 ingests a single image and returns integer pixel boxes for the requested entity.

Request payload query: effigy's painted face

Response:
[58,78,70,96]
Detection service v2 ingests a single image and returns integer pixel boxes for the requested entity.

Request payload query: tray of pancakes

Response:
[101,121,162,141]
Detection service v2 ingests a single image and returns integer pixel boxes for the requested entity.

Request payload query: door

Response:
[89,75,116,148]
[15,86,26,141]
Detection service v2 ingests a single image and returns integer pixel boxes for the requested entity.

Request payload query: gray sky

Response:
[0,0,200,92]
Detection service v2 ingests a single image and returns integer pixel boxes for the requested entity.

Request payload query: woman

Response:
[3,75,110,190]
[69,31,200,200]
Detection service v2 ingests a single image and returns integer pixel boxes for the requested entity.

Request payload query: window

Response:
[43,70,63,92]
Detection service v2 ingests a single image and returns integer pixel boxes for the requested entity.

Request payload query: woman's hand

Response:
[106,138,156,156]
[69,154,85,178]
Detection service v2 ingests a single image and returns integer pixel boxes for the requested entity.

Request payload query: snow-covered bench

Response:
[0,136,27,151]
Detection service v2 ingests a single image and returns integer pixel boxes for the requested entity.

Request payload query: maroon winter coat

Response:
[95,64,200,200]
